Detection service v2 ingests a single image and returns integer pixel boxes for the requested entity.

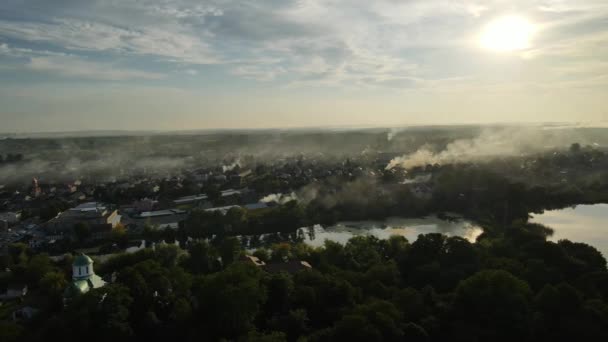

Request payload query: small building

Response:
[12,306,39,322]
[133,209,188,230]
[63,253,106,300]
[0,211,20,226]
[0,284,28,300]
[241,255,266,267]
[244,202,268,211]
[45,202,121,237]
[174,194,209,205]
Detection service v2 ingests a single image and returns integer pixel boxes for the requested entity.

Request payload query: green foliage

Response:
[39,271,67,298]
[9,228,608,341]
[452,270,532,341]
[182,240,220,274]
[218,236,242,265]
[253,248,271,263]
[192,263,267,339]
[0,321,24,342]
[25,254,53,286]
[64,284,134,340]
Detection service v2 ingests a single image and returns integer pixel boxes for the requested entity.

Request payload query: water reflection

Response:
[531,204,608,257]
[300,216,482,248]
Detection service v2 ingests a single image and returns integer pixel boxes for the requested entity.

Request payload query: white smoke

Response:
[222,160,241,172]
[260,192,298,204]
[386,127,568,170]
[387,127,407,141]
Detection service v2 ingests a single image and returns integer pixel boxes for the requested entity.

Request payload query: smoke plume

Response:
[386,127,579,170]
[260,192,298,204]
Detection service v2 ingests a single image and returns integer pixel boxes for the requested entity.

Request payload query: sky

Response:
[0,0,607,132]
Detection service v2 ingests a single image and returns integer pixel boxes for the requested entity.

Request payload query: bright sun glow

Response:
[480,16,536,52]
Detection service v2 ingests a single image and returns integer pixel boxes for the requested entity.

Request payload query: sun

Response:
[480,16,536,52]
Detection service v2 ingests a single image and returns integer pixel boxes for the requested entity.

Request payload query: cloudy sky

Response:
[1,0,607,132]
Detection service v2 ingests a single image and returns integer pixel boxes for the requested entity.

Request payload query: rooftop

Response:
[174,194,208,204]
[139,209,187,218]
[73,253,93,266]
[69,202,107,212]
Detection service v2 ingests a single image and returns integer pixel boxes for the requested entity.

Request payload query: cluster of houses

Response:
[0,154,431,323]
[0,153,432,254]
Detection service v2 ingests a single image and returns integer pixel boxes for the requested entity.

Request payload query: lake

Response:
[299,216,483,247]
[531,204,608,257]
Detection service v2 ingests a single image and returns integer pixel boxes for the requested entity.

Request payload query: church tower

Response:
[64,253,106,301]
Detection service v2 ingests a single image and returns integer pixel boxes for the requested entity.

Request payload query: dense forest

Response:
[2,219,607,341]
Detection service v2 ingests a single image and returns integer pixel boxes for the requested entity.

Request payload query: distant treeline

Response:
[0,153,24,163]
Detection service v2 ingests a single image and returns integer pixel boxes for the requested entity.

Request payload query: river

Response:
[531,203,608,257]
[299,215,483,247]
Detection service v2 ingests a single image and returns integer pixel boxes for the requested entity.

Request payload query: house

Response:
[12,306,39,322]
[174,194,209,205]
[244,202,268,211]
[241,255,266,267]
[63,253,106,301]
[0,284,28,300]
[0,211,20,226]
[45,202,121,237]
[244,259,313,274]
[205,205,240,215]
[133,198,157,212]
[132,209,188,230]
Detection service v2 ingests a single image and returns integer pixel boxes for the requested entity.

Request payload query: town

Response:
[1,127,608,341]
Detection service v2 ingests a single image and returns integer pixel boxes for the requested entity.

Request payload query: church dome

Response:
[73,253,93,267]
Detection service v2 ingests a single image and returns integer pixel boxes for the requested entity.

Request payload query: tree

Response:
[111,223,128,246]
[65,284,134,340]
[331,314,383,342]
[344,236,383,271]
[218,236,242,266]
[265,272,294,314]
[244,330,287,342]
[182,241,219,274]
[8,243,29,265]
[192,263,266,339]
[253,248,270,263]
[402,322,429,342]
[0,321,23,342]
[558,240,607,276]
[25,253,53,286]
[317,299,405,342]
[40,271,68,297]
[40,271,68,309]
[452,270,532,341]
[383,235,409,259]
[570,143,581,153]
[394,287,427,321]
[271,243,292,262]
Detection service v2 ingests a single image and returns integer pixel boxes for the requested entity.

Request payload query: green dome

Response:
[73,253,93,266]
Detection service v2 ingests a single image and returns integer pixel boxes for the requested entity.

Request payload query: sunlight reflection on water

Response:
[301,216,483,247]
[531,204,608,257]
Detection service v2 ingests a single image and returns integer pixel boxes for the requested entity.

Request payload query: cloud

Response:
[26,55,165,81]
[231,64,287,81]
[0,0,607,90]
[0,18,218,64]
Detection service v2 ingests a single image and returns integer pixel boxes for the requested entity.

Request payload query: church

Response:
[63,253,106,300]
